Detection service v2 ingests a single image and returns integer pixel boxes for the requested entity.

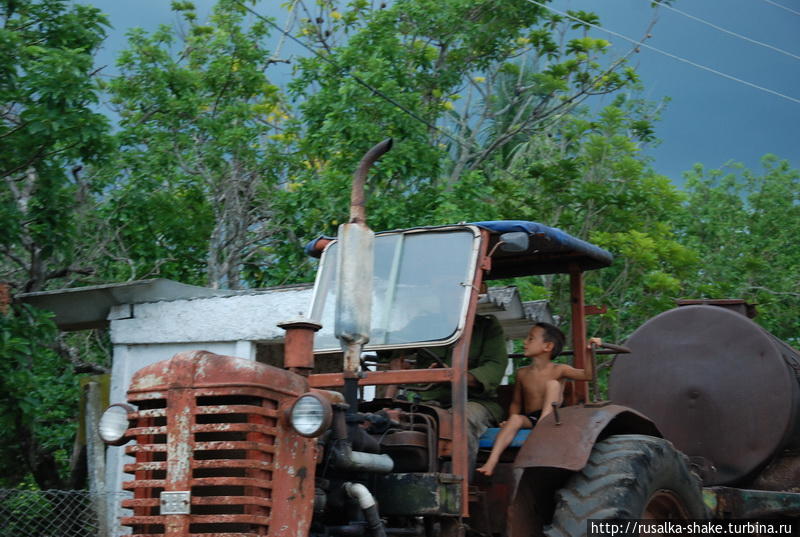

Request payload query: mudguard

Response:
[513,404,661,471]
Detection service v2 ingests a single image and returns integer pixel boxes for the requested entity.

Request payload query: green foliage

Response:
[0,0,114,490]
[98,0,703,338]
[0,305,79,489]
[261,0,649,285]
[106,1,288,288]
[679,156,800,343]
[0,0,111,292]
[487,93,696,339]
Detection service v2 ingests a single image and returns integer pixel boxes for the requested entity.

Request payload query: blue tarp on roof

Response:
[305,220,613,276]
[472,220,613,277]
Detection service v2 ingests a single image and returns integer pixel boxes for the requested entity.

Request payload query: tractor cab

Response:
[308,221,612,341]
[306,220,613,398]
[302,219,616,522]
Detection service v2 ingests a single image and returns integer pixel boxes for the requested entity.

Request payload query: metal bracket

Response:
[584,304,607,315]
[160,491,191,515]
[551,402,561,425]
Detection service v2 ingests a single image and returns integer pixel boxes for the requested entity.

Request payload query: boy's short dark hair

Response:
[535,322,566,358]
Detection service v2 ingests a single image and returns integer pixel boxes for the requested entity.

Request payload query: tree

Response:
[106,0,289,289]
[679,155,800,343]
[488,95,695,343]
[0,305,84,489]
[0,0,113,490]
[259,0,657,286]
[0,0,111,293]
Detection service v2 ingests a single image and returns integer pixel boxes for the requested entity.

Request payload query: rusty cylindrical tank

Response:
[609,304,800,486]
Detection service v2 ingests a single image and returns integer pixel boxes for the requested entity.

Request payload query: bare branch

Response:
[747,286,800,298]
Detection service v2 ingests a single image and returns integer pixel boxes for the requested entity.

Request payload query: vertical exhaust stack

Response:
[335,139,393,391]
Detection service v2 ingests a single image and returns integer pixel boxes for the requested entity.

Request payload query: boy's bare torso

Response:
[516,363,566,414]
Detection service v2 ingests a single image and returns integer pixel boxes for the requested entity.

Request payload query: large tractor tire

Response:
[545,434,706,537]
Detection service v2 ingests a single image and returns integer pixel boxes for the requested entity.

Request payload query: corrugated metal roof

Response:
[15,279,309,331]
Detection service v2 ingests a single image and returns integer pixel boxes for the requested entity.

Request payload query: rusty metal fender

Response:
[513,404,661,471]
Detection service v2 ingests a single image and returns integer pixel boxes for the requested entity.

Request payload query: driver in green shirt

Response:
[399,314,508,472]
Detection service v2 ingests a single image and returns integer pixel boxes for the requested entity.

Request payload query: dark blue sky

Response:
[557,0,800,181]
[88,0,800,184]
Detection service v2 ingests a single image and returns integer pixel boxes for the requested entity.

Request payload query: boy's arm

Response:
[558,338,600,381]
[558,364,591,381]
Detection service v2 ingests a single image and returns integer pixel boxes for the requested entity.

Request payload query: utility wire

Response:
[235,1,468,148]
[238,0,540,181]
[650,0,800,61]
[271,0,299,62]
[236,0,652,176]
[759,0,800,17]
[524,0,800,106]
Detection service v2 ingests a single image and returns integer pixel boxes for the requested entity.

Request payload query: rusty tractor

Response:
[98,140,800,537]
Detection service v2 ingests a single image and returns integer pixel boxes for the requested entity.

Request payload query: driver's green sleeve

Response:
[465,314,508,422]
[467,315,507,387]
[411,315,508,422]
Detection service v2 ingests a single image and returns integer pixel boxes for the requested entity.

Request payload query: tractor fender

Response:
[513,404,661,471]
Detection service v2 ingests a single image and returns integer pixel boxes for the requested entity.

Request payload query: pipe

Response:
[332,409,394,473]
[333,445,394,474]
[345,482,387,537]
[335,219,374,375]
[278,318,322,375]
[350,138,393,224]
[328,525,366,536]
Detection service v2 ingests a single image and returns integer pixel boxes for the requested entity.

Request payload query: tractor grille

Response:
[121,387,280,537]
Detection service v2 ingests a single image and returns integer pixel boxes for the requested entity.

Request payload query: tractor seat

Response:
[478,428,531,449]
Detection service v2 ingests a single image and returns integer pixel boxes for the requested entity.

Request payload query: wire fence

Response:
[0,489,118,537]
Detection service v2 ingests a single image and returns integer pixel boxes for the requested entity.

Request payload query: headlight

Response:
[290,393,332,437]
[98,403,134,444]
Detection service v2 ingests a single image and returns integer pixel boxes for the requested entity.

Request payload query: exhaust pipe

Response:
[335,139,393,377]
[349,139,393,224]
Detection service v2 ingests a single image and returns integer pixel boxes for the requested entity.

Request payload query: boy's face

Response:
[524,326,554,359]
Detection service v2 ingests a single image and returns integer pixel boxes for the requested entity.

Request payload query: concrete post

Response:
[85,381,108,537]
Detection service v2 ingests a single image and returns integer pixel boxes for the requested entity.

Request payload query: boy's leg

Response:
[476,414,532,477]
[540,380,563,420]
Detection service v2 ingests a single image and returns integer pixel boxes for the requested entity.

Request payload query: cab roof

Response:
[474,220,613,279]
[305,220,613,279]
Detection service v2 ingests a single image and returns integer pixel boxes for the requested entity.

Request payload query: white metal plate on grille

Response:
[160,491,191,515]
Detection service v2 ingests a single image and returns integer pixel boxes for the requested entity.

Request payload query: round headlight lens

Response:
[98,404,132,443]
[290,395,329,437]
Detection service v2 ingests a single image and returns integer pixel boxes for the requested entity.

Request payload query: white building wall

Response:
[110,287,312,345]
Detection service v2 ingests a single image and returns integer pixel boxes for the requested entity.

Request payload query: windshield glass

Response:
[309,228,478,351]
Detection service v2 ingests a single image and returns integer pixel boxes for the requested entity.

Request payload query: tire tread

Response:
[543,435,705,537]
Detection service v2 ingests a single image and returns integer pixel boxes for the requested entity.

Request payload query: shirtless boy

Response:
[476,322,598,477]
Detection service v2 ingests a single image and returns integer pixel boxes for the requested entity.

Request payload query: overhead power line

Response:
[759,0,800,17]
[234,1,466,148]
[234,0,632,175]
[523,0,800,106]
[270,0,299,62]
[650,0,800,62]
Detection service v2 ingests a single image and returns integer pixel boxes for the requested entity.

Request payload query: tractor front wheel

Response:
[545,434,706,537]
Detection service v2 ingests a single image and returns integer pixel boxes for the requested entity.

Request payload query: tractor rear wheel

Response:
[545,434,706,537]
